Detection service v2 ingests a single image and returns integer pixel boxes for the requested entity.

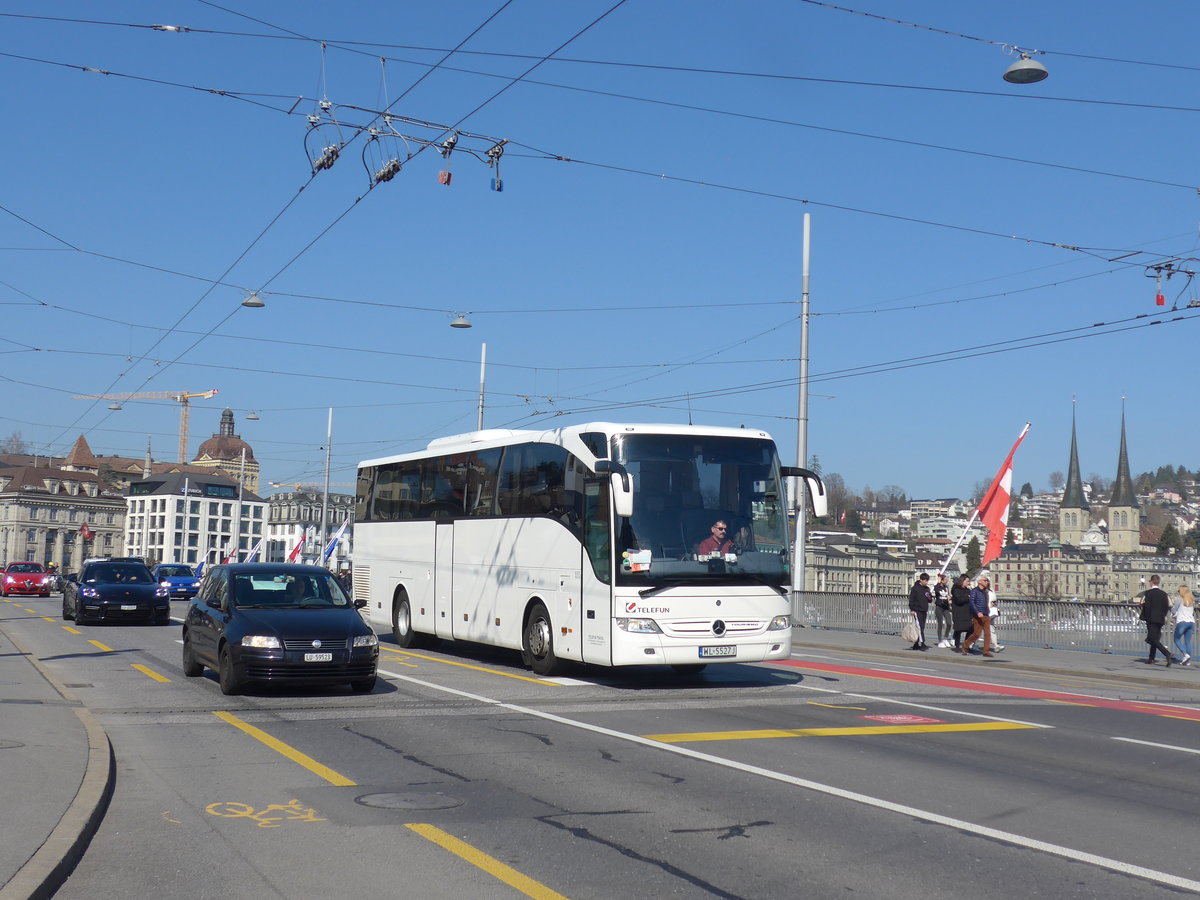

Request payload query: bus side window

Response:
[583,481,611,584]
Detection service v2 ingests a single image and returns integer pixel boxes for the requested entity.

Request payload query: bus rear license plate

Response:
[304,652,333,662]
[699,646,736,658]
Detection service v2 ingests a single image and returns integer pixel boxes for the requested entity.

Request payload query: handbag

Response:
[900,613,919,645]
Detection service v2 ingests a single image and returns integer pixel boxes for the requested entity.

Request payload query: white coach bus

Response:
[353,423,825,675]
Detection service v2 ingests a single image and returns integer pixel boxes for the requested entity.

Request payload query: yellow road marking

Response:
[807,702,867,710]
[131,663,171,683]
[644,722,1035,743]
[212,711,356,787]
[62,626,81,635]
[381,646,559,686]
[88,640,114,652]
[407,823,568,900]
[41,617,55,623]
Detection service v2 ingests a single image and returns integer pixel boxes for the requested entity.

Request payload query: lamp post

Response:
[791,214,812,615]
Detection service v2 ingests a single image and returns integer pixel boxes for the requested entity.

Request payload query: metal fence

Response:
[793,591,1152,656]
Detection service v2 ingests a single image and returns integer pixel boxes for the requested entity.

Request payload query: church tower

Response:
[1059,404,1089,546]
[1107,408,1140,554]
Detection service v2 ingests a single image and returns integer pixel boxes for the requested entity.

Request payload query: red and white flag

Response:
[287,534,306,563]
[79,522,94,541]
[977,423,1031,567]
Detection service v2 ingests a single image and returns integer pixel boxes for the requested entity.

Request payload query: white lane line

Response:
[375,667,1199,894]
[790,683,1053,729]
[1113,737,1200,755]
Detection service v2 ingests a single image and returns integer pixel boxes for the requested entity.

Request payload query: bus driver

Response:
[696,519,733,556]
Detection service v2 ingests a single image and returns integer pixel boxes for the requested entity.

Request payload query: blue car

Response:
[153,563,200,600]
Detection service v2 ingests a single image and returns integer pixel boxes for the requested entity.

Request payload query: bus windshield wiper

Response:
[638,577,709,598]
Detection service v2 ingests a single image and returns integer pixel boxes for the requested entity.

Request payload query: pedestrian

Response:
[932,573,953,647]
[950,574,973,651]
[907,572,932,650]
[1171,585,1195,666]
[987,582,1005,653]
[961,574,994,658]
[1139,574,1173,667]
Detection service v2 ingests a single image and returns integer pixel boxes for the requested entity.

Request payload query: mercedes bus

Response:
[353,423,825,675]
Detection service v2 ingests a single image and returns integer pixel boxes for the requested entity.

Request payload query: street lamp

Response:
[450,313,472,328]
[241,291,266,308]
[1003,49,1048,84]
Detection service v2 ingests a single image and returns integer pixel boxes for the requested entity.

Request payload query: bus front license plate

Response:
[699,646,736,658]
[304,652,333,662]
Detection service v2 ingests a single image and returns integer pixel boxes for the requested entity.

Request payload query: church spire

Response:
[1109,402,1138,508]
[1061,401,1089,510]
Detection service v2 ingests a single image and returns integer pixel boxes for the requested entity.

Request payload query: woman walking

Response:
[1172,585,1195,666]
[950,574,973,651]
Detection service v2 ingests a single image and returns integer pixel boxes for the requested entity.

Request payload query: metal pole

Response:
[477,342,487,431]
[792,214,811,607]
[320,407,332,566]
[235,449,245,562]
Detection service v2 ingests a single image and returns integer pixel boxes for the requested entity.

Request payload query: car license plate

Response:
[304,652,333,662]
[120,604,137,611]
[699,645,736,658]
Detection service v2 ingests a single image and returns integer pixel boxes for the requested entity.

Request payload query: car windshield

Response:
[610,433,792,587]
[157,565,194,578]
[9,563,44,573]
[85,564,154,584]
[231,572,350,609]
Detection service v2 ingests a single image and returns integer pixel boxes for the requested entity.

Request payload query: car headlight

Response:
[352,634,379,647]
[81,587,100,598]
[3,576,12,584]
[155,586,170,598]
[160,580,172,588]
[767,615,791,631]
[241,635,281,649]
[615,617,662,634]
[41,575,52,584]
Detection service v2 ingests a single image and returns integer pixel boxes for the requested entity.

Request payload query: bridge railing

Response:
[793,591,1148,656]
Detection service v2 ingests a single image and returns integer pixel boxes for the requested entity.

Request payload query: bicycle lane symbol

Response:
[206,799,327,828]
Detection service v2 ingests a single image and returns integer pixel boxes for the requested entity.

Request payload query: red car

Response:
[3,562,54,597]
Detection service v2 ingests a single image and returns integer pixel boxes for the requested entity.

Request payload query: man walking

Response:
[932,573,952,648]
[961,574,994,658]
[1140,574,1173,667]
[908,573,932,651]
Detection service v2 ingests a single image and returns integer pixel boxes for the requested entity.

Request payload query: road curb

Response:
[798,637,1185,690]
[0,631,115,900]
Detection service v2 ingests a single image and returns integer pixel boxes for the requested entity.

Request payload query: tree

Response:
[1005,529,1017,547]
[1156,523,1184,556]
[0,431,29,454]
[1015,570,1062,603]
[844,508,864,535]
[877,484,907,507]
[1088,474,1110,495]
[1048,471,1064,492]
[966,537,982,575]
[1019,482,1034,499]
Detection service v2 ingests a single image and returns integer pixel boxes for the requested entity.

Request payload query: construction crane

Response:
[74,388,219,464]
[269,481,355,491]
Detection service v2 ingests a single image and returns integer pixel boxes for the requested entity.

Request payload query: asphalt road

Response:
[7,593,1200,899]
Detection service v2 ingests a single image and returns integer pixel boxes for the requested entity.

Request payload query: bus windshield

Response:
[611,433,791,586]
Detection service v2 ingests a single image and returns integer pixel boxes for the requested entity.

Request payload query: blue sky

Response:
[2,1,1197,499]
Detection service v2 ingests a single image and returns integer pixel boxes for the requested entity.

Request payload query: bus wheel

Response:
[523,602,560,676]
[392,593,433,649]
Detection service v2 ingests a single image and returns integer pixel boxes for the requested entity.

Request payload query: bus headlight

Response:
[767,615,791,631]
[616,617,662,634]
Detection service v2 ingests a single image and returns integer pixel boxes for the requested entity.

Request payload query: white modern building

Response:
[124,472,266,568]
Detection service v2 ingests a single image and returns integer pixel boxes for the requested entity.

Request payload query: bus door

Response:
[580,478,613,665]
[434,521,454,639]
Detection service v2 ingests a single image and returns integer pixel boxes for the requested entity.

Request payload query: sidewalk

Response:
[0,617,112,900]
[795,625,1196,689]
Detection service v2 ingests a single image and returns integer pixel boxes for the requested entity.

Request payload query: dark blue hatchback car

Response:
[182,563,378,695]
[153,563,199,600]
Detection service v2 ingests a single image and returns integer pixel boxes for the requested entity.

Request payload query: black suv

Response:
[62,559,171,625]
